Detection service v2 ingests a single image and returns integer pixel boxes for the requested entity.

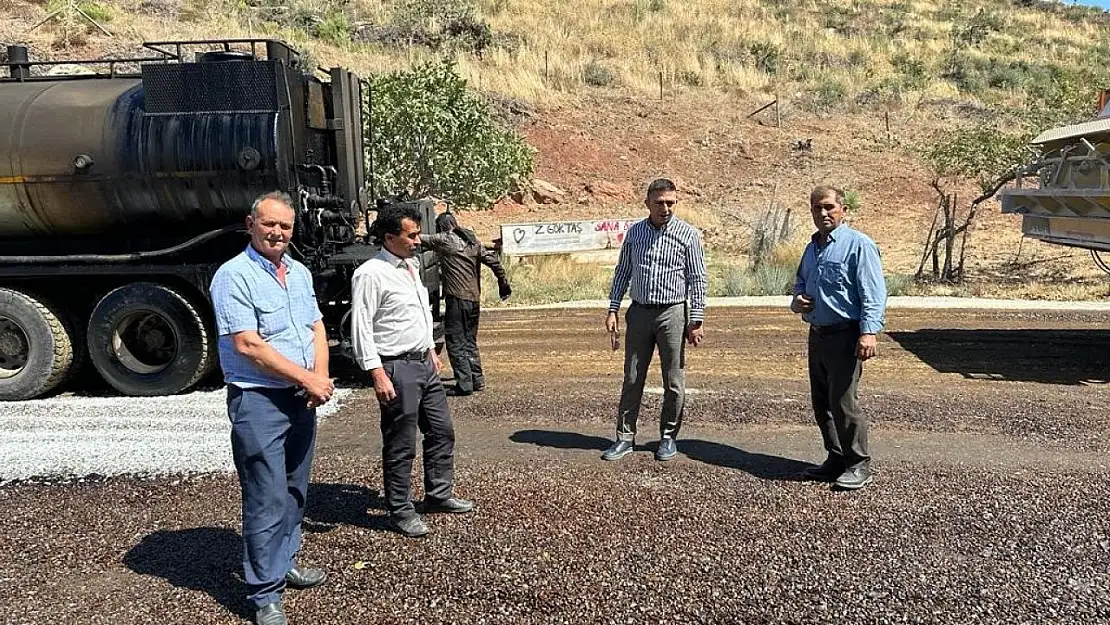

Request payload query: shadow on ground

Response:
[304,482,392,533]
[122,484,395,618]
[887,329,1110,385]
[123,527,250,619]
[509,429,814,481]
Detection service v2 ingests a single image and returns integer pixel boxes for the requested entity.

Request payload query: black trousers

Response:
[379,354,456,518]
[444,295,484,392]
[807,326,870,469]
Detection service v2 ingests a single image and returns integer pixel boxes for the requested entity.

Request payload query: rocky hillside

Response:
[2,0,1108,296]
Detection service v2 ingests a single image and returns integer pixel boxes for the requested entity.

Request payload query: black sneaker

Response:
[389,514,430,538]
[655,437,677,461]
[284,565,327,589]
[418,497,474,514]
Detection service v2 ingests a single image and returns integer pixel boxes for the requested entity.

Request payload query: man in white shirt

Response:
[350,203,473,538]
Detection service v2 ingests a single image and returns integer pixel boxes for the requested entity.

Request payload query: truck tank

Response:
[0,47,288,245]
[0,40,443,402]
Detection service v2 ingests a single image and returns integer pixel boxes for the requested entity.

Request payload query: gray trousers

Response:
[807,326,870,468]
[616,302,687,442]
[378,354,456,518]
[227,385,316,609]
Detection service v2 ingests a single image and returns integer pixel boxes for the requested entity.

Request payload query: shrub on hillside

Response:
[366,60,534,210]
[387,0,493,53]
[315,12,351,46]
[749,41,780,75]
[584,61,618,87]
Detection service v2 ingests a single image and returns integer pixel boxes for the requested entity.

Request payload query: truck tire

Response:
[0,288,75,400]
[87,283,214,397]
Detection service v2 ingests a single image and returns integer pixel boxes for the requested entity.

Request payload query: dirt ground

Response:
[1,307,1109,624]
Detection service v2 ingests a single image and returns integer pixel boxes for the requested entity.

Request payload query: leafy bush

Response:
[891,53,928,90]
[679,70,703,87]
[315,12,351,46]
[366,60,534,210]
[584,61,618,87]
[79,2,113,23]
[844,189,861,212]
[717,262,796,296]
[923,67,1096,191]
[809,80,847,112]
[749,41,780,75]
[383,0,494,53]
[885,273,915,296]
[953,8,1005,48]
[942,53,987,94]
[921,124,1028,192]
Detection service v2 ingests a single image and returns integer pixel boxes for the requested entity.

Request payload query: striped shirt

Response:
[607,217,708,323]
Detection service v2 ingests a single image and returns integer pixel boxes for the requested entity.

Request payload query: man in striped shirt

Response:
[602,178,708,462]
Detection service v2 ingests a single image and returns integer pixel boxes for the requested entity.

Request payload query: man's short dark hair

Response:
[646,178,678,198]
[810,185,846,207]
[371,203,422,243]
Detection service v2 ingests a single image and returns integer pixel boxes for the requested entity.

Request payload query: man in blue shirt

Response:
[209,191,335,625]
[790,185,887,491]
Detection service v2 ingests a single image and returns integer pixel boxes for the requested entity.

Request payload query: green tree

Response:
[915,69,1096,283]
[365,59,534,209]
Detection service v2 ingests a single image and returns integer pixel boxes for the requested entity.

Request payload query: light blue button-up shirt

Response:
[792,224,887,334]
[209,245,323,388]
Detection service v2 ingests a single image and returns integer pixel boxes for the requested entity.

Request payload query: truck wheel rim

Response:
[0,317,29,379]
[111,311,177,375]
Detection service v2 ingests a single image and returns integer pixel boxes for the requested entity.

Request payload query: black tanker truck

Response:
[0,39,442,401]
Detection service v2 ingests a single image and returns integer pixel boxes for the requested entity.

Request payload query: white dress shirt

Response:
[350,248,434,371]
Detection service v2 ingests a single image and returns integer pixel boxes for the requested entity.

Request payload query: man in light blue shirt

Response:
[209,191,334,625]
[790,185,887,491]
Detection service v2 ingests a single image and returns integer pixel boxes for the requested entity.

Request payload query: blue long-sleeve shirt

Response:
[792,224,887,334]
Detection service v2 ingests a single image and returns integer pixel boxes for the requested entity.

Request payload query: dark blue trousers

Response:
[227,385,317,609]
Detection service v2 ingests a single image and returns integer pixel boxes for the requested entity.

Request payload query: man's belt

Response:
[632,301,683,309]
[809,320,858,335]
[380,350,428,362]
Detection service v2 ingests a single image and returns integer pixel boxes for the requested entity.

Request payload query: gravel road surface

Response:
[0,389,351,484]
[1,306,1107,624]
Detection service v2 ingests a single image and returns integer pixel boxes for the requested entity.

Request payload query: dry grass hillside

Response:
[1,0,1108,299]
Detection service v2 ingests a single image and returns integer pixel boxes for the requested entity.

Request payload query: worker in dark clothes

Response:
[421,211,511,396]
